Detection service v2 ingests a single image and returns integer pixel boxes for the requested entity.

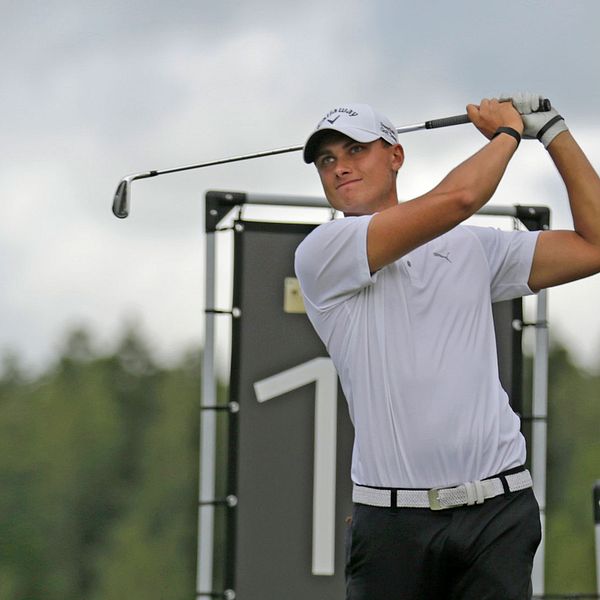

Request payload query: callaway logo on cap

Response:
[303,103,398,163]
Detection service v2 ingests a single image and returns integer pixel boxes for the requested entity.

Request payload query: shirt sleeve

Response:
[465,226,540,302]
[294,216,375,310]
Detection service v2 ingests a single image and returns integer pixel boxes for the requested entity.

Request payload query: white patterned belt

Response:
[352,469,533,511]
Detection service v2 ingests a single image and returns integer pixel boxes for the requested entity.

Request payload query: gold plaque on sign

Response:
[283,277,306,314]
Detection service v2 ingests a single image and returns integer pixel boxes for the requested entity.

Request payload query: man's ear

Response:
[391,143,404,172]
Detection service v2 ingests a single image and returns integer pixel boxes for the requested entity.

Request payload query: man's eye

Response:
[319,156,334,167]
[350,145,364,154]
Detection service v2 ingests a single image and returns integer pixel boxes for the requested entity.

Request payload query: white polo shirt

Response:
[294,216,540,488]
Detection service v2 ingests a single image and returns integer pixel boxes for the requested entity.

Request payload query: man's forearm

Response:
[432,131,519,215]
[366,130,519,273]
[526,130,600,292]
[548,131,600,246]
[366,98,523,273]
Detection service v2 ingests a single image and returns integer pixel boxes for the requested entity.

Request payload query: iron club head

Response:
[111,171,158,218]
[112,178,131,219]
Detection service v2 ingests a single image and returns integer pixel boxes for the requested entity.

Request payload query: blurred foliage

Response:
[543,345,600,594]
[0,325,202,600]
[0,324,599,598]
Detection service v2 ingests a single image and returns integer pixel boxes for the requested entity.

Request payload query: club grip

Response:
[424,98,552,131]
[425,114,471,130]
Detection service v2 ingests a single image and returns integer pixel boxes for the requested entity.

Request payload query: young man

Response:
[294,96,600,600]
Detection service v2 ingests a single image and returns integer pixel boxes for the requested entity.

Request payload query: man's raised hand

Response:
[501,92,568,148]
[466,98,524,140]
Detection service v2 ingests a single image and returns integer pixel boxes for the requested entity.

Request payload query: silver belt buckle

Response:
[428,487,450,511]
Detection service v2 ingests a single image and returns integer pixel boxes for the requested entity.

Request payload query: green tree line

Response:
[0,325,599,598]
[543,345,600,593]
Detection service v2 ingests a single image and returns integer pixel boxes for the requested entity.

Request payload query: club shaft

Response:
[152,145,304,177]
[126,115,466,181]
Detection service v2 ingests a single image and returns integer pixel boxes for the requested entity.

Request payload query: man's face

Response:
[313,132,404,216]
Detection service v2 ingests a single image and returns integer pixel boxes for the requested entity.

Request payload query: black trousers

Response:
[345,487,541,600]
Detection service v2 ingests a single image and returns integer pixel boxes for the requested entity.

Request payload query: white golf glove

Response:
[500,92,568,148]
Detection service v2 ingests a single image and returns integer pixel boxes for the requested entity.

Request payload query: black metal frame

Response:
[200,190,553,599]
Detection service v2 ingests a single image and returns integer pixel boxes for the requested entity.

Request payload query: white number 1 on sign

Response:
[253,357,338,576]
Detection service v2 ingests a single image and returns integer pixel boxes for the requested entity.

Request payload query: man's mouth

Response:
[336,179,361,190]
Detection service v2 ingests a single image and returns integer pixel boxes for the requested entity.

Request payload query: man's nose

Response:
[334,157,351,176]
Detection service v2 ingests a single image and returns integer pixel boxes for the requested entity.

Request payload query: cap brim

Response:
[303,127,380,164]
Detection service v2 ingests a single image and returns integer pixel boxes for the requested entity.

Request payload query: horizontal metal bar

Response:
[476,205,518,217]
[198,495,238,507]
[201,402,240,413]
[245,192,329,207]
[242,193,521,218]
[521,320,549,329]
[197,591,236,600]
[519,415,548,422]
[205,308,241,317]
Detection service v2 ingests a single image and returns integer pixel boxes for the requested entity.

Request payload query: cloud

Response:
[2,0,600,372]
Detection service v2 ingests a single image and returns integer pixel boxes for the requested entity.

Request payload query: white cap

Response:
[303,103,398,163]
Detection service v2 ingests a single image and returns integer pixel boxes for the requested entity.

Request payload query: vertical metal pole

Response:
[594,481,600,596]
[531,289,549,596]
[197,231,217,596]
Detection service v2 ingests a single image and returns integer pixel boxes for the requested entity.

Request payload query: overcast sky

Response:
[2,0,600,373]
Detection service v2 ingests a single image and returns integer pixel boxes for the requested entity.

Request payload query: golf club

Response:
[112,98,551,219]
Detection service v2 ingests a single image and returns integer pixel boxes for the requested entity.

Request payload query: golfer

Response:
[294,94,600,599]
